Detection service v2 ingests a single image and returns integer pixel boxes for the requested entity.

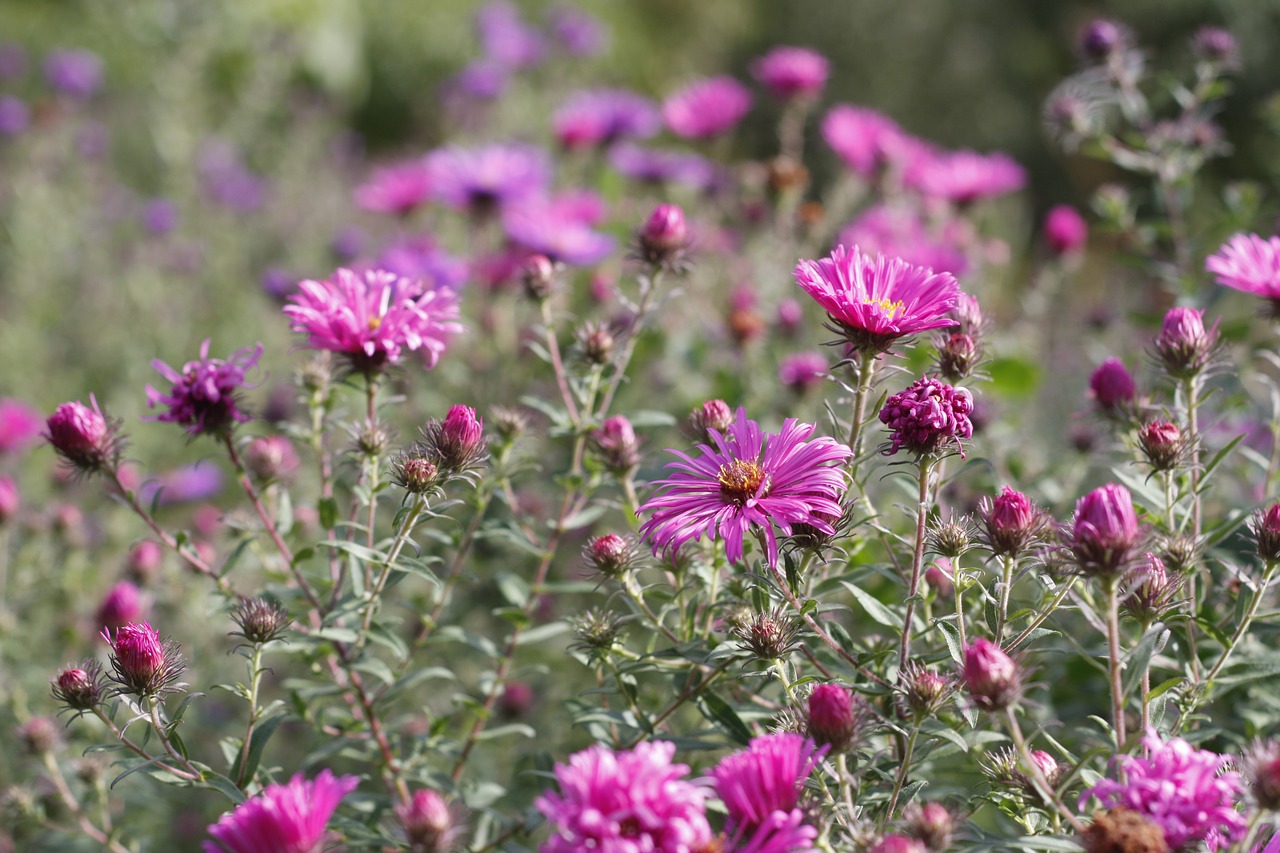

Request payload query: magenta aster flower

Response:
[96,581,146,632]
[553,88,660,150]
[822,105,904,177]
[204,769,359,853]
[962,637,1020,710]
[375,236,469,292]
[146,340,263,437]
[878,376,974,457]
[778,351,828,394]
[909,149,1026,204]
[475,0,545,70]
[0,397,45,454]
[751,46,829,100]
[285,268,462,373]
[503,196,616,266]
[1207,233,1280,310]
[1072,483,1141,576]
[101,621,184,697]
[609,143,717,189]
[354,159,434,216]
[712,733,827,839]
[427,143,549,216]
[663,76,752,139]
[44,49,103,99]
[838,204,969,277]
[1044,204,1088,255]
[794,244,961,354]
[1089,357,1136,415]
[1081,729,1245,852]
[536,741,713,853]
[638,408,850,568]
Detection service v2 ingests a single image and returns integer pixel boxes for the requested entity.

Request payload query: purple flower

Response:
[396,789,457,852]
[0,96,29,136]
[45,397,121,474]
[1044,205,1088,255]
[909,149,1026,204]
[442,59,509,103]
[1193,26,1239,66]
[822,105,903,176]
[871,836,927,853]
[807,684,858,752]
[751,46,829,100]
[712,733,826,844]
[1081,729,1245,851]
[141,198,179,236]
[1089,357,1136,414]
[547,4,608,57]
[198,140,267,213]
[536,741,713,853]
[355,159,434,216]
[146,340,263,437]
[0,476,17,524]
[138,463,225,506]
[285,268,462,373]
[1072,483,1141,575]
[475,1,545,69]
[0,397,44,453]
[609,143,716,189]
[1079,18,1130,61]
[794,244,961,354]
[1207,233,1280,307]
[553,89,660,150]
[375,236,469,292]
[96,581,146,632]
[879,376,974,457]
[638,408,850,568]
[838,205,969,277]
[778,351,828,393]
[503,196,616,266]
[43,49,103,99]
[204,769,360,853]
[663,76,753,140]
[427,143,549,216]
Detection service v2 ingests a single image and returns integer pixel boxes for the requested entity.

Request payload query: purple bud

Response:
[962,638,1019,710]
[638,203,688,266]
[872,834,928,853]
[592,415,639,474]
[807,683,859,752]
[1088,357,1136,413]
[585,533,635,579]
[688,399,734,441]
[46,397,119,473]
[1072,483,1141,575]
[1137,420,1182,471]
[520,253,558,300]
[52,662,105,710]
[981,486,1045,558]
[1154,307,1216,379]
[396,789,455,852]
[905,802,954,852]
[101,622,184,696]
[1044,205,1087,255]
[1192,26,1238,65]
[1079,19,1128,61]
[242,435,300,484]
[96,581,145,632]
[142,198,179,236]
[1252,504,1280,563]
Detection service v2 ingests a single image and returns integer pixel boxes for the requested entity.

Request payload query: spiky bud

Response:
[575,321,615,366]
[732,607,801,660]
[231,597,290,645]
[584,533,637,580]
[928,514,974,559]
[1244,739,1280,811]
[901,663,954,718]
[17,718,58,755]
[101,622,185,697]
[1250,504,1280,563]
[637,204,688,267]
[520,254,558,301]
[686,399,734,442]
[51,661,105,711]
[1137,421,1184,472]
[45,397,122,475]
[570,609,623,663]
[806,683,860,753]
[391,449,441,495]
[592,416,640,474]
[422,406,488,476]
[935,333,980,381]
[396,789,457,853]
[1154,307,1216,380]
[904,802,954,852]
[489,406,528,443]
[979,487,1048,559]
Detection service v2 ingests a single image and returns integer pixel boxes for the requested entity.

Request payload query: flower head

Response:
[553,88,660,150]
[0,397,43,453]
[979,487,1049,558]
[712,733,826,840]
[548,4,608,57]
[822,105,903,177]
[962,638,1019,710]
[396,789,457,852]
[1072,483,1141,576]
[584,533,638,580]
[147,341,263,437]
[1154,307,1218,378]
[45,396,123,474]
[44,49,103,99]
[1207,233,1280,312]
[638,408,850,568]
[1089,358,1137,418]
[609,143,716,189]
[592,415,641,475]
[418,405,488,479]
[51,660,106,711]
[204,769,359,853]
[1079,19,1131,61]
[1044,205,1088,256]
[663,76,752,139]
[838,205,969,278]
[1137,421,1185,472]
[427,143,549,216]
[96,581,146,632]
[779,352,829,395]
[536,741,713,853]
[503,197,616,266]
[101,622,185,697]
[794,245,960,354]
[285,268,462,374]
[806,683,860,753]
[904,803,954,853]
[1081,729,1245,851]
[475,1,544,69]
[636,203,689,268]
[879,376,974,458]
[751,46,829,100]
[1192,26,1239,66]
[909,150,1026,205]
[355,159,434,216]
[1250,503,1280,563]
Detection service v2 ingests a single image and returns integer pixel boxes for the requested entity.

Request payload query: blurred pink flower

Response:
[751,46,829,100]
[663,76,752,139]
[0,397,44,453]
[1207,233,1280,305]
[204,770,359,853]
[354,159,434,216]
[553,88,660,149]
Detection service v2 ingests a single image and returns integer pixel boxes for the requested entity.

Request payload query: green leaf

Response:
[1121,626,1167,701]
[229,714,286,787]
[318,497,338,531]
[839,581,898,627]
[201,770,248,804]
[696,691,752,746]
[558,504,609,532]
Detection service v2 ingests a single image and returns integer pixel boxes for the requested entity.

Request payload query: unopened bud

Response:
[242,435,300,483]
[592,416,640,474]
[1252,504,1280,563]
[980,487,1046,559]
[806,683,860,753]
[962,638,1019,711]
[17,718,58,755]
[520,254,558,301]
[1089,358,1136,416]
[935,333,980,381]
[45,397,120,474]
[396,789,455,852]
[96,581,146,632]
[1044,205,1088,256]
[51,661,105,710]
[1079,19,1129,61]
[1137,420,1183,471]
[575,322,615,366]
[126,540,164,584]
[637,204,688,267]
[687,399,733,441]
[584,533,636,580]
[733,607,800,660]
[391,450,441,495]
[231,597,290,645]
[0,477,17,524]
[904,802,954,852]
[1154,307,1216,380]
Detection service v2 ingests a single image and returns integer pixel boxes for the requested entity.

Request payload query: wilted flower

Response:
[1088,358,1137,417]
[1082,807,1167,853]
[751,46,829,100]
[1207,233,1280,314]
[536,741,713,852]
[662,75,752,139]
[552,88,660,150]
[979,487,1049,559]
[355,159,434,217]
[146,340,263,437]
[794,245,961,355]
[1154,306,1217,379]
[962,638,1019,710]
[638,408,850,568]
[51,660,105,711]
[230,597,290,645]
[879,376,974,457]
[204,770,359,853]
[1250,503,1280,563]
[101,622,185,697]
[1072,483,1142,575]
[1044,205,1088,256]
[1080,729,1246,851]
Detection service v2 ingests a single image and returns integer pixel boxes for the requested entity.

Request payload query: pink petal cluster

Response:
[1089,357,1136,412]
[663,76,752,139]
[553,88,660,149]
[751,46,829,100]
[908,150,1026,204]
[878,376,974,457]
[284,268,462,373]
[204,769,359,853]
[822,105,903,177]
[638,408,850,568]
[711,733,826,851]
[1072,483,1141,575]
[0,397,43,453]
[427,143,549,214]
[838,205,969,277]
[794,245,961,353]
[1044,204,1088,255]
[1081,729,1246,851]
[354,159,434,216]
[536,740,713,853]
[503,194,616,266]
[146,340,263,437]
[1206,232,1280,302]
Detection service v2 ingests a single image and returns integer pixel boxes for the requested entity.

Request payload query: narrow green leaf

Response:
[839,581,899,627]
[696,691,752,746]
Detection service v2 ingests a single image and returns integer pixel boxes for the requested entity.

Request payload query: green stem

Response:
[898,457,933,670]
[1004,707,1085,832]
[1202,561,1278,687]
[884,725,919,821]
[1105,575,1127,749]
[1005,577,1077,651]
[847,353,879,457]
[954,566,968,653]
[357,494,428,653]
[995,554,1015,642]
[234,643,265,788]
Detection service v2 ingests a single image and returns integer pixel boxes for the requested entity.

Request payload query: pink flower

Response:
[807,684,858,752]
[0,476,17,524]
[96,581,146,631]
[794,244,961,354]
[1081,730,1245,851]
[909,150,1026,204]
[1207,233,1280,305]
[1088,357,1136,414]
[1155,306,1217,378]
[354,159,434,216]
[204,769,359,853]
[638,408,850,568]
[1072,483,1141,575]
[609,143,716,189]
[711,733,826,843]
[426,143,549,215]
[637,203,689,266]
[0,397,43,453]
[536,741,713,853]
[979,486,1047,558]
[751,46,829,100]
[553,88,660,150]
[395,789,456,852]
[146,341,263,437]
[871,836,927,853]
[503,196,616,266]
[1044,204,1088,255]
[878,376,974,457]
[778,352,828,393]
[822,105,902,177]
[101,622,184,696]
[285,268,462,373]
[838,204,969,277]
[962,637,1019,710]
[45,396,120,473]
[663,76,752,139]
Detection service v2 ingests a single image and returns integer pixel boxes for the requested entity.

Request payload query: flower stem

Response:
[1202,561,1278,687]
[898,457,934,670]
[884,725,919,821]
[1105,575,1127,749]
[995,554,1015,642]
[1003,707,1085,832]
[234,642,265,789]
[847,352,879,457]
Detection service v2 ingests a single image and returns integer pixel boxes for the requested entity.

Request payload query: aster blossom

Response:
[794,244,961,354]
[751,46,829,100]
[1081,729,1246,851]
[204,769,359,853]
[638,408,850,568]
[45,396,123,474]
[711,733,826,847]
[553,88,661,149]
[503,195,616,266]
[100,621,185,697]
[609,143,716,189]
[146,340,262,437]
[285,268,462,374]
[908,149,1026,204]
[1206,233,1280,311]
[822,105,903,177]
[427,143,549,215]
[1072,483,1141,576]
[662,75,752,139]
[354,159,434,216]
[879,376,974,457]
[535,740,713,853]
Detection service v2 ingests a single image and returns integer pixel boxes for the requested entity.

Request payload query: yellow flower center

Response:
[718,460,767,505]
[865,297,904,319]
[368,315,383,331]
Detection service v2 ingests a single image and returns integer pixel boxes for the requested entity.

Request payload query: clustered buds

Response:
[1072,483,1142,576]
[400,405,488,489]
[686,399,733,442]
[51,660,106,711]
[1153,307,1217,380]
[962,638,1020,711]
[636,203,689,269]
[230,597,290,645]
[396,788,458,853]
[805,683,861,753]
[45,397,122,476]
[1250,503,1280,564]
[879,376,974,458]
[591,415,640,475]
[100,622,186,697]
[584,533,638,580]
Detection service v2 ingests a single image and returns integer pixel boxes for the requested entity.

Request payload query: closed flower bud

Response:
[392,450,441,495]
[126,540,163,584]
[51,661,105,711]
[935,333,980,381]
[489,406,528,443]
[904,802,954,852]
[1122,553,1183,624]
[242,435,300,483]
[396,789,456,852]
[1251,504,1280,563]
[1072,483,1141,575]
[686,399,734,441]
[1079,19,1129,61]
[520,254,558,301]
[1137,420,1183,471]
[354,419,394,457]
[1029,750,1065,788]
[575,321,615,365]
[1044,205,1088,256]
[231,597,290,645]
[101,622,185,697]
[45,397,121,475]
[901,662,954,718]
[962,638,1019,711]
[422,405,488,477]
[928,514,974,559]
[980,487,1047,558]
[17,718,58,755]
[96,581,146,632]
[584,533,636,580]
[592,415,640,474]
[806,683,860,753]
[1089,358,1136,416]
[0,476,17,524]
[569,609,623,663]
[637,203,688,267]
[1154,307,1216,379]
[1192,26,1238,66]
[925,559,954,597]
[872,834,927,853]
[733,607,801,660]
[1244,739,1280,811]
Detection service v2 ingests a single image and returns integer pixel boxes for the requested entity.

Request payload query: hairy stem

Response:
[898,457,934,670]
[1105,575,1127,749]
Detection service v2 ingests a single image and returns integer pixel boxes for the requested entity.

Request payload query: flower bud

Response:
[96,581,146,632]
[575,321,615,366]
[51,661,105,710]
[806,683,860,753]
[1079,19,1129,61]
[17,718,58,755]
[1244,739,1280,811]
[1137,420,1183,472]
[391,450,441,495]
[1072,483,1141,575]
[904,802,954,852]
[592,415,640,474]
[101,622,185,696]
[1089,358,1136,416]
[126,540,164,584]
[872,835,927,853]
[438,406,485,467]
[962,638,1019,710]
[498,681,536,719]
[569,609,623,663]
[1192,26,1238,66]
[935,333,980,381]
[353,419,394,458]
[396,789,456,852]
[637,204,688,267]
[489,406,528,444]
[1029,750,1065,788]
[1044,205,1088,256]
[242,435,300,484]
[980,487,1045,558]
[901,662,954,719]
[231,597,290,645]
[45,397,120,474]
[1251,504,1280,563]
[1154,307,1216,380]
[686,399,734,441]
[732,607,801,660]
[0,476,17,524]
[520,254,558,301]
[584,533,636,580]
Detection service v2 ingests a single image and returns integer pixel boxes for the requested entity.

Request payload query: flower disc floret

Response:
[1081,729,1245,851]
[204,769,359,853]
[638,408,850,568]
[794,245,961,354]
[146,340,263,437]
[284,268,462,374]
